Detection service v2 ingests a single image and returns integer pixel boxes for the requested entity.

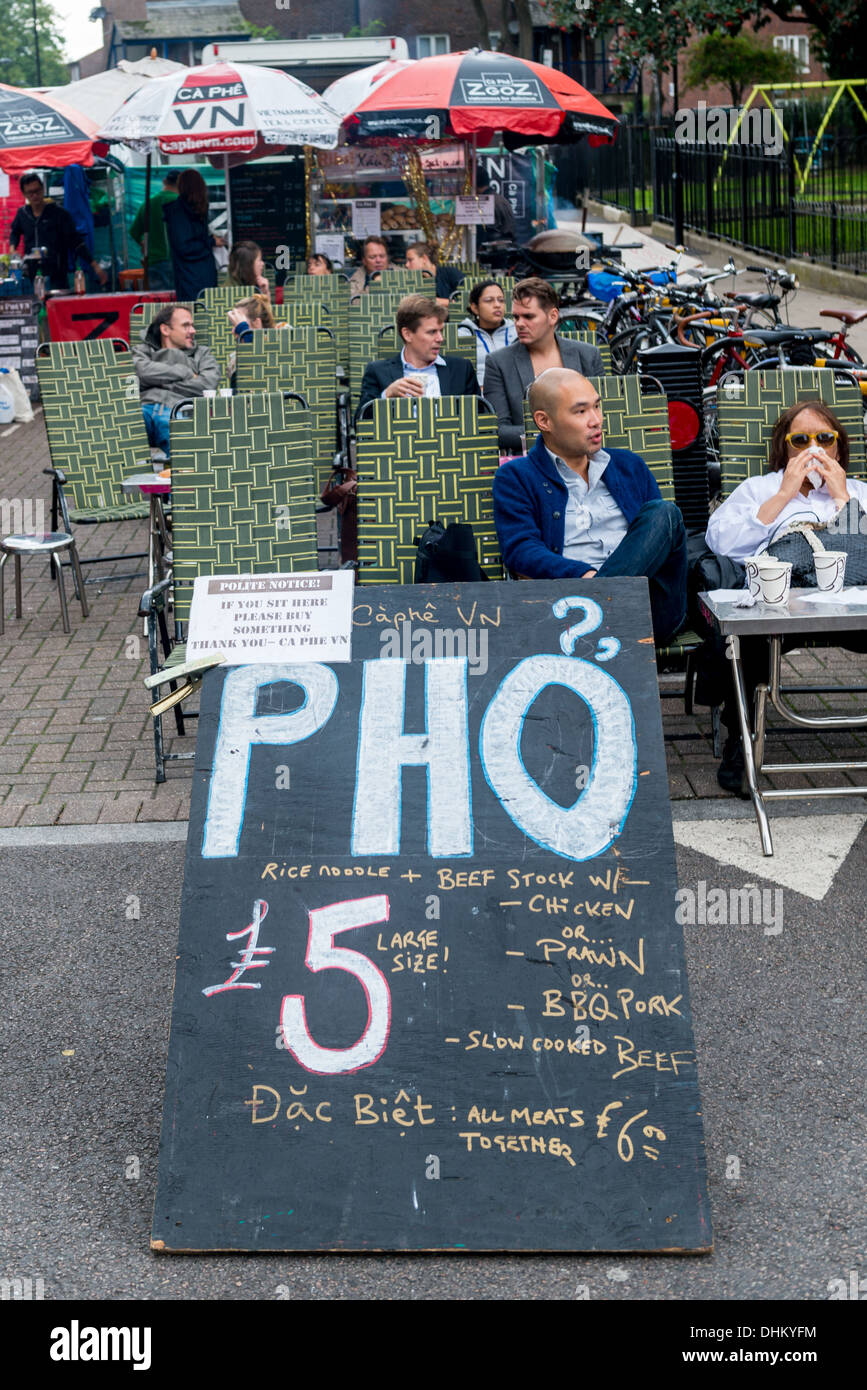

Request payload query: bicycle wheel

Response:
[608,326,645,373]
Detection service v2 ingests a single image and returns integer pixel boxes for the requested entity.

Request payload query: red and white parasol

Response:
[343,48,617,147]
[97,62,342,158]
[0,83,108,175]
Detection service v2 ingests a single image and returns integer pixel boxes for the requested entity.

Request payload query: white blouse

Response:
[706,471,867,563]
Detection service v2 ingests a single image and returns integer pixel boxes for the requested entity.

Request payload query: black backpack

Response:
[414,520,489,583]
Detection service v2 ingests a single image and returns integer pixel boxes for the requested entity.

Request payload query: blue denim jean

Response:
[141,401,172,455]
[597,499,687,645]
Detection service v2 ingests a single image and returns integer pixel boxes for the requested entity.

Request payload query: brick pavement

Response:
[2,407,867,827]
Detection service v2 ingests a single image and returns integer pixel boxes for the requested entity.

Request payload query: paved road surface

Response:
[3,827,863,1301]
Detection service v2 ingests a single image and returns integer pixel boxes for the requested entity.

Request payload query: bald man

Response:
[492,369,688,644]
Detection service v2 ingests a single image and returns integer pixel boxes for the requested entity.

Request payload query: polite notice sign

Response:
[152,580,712,1253]
[186,571,355,665]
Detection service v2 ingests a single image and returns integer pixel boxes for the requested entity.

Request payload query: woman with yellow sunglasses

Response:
[706,400,867,561]
[703,399,867,793]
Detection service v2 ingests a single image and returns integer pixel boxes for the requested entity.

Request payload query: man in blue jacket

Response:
[492,369,687,644]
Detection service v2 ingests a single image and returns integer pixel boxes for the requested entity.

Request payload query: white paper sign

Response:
[186,571,355,665]
[351,199,381,237]
[315,233,345,266]
[0,170,9,199]
[455,194,495,226]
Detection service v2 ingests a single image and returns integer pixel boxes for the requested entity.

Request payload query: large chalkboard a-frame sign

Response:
[152,580,712,1253]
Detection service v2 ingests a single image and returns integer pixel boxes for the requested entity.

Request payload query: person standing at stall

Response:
[130,169,179,291]
[163,169,224,302]
[9,172,107,291]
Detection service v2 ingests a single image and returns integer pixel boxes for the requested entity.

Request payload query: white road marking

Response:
[673,812,867,900]
[0,423,21,437]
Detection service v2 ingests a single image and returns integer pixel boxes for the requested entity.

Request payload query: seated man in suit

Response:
[483,277,605,455]
[493,369,687,645]
[356,293,480,420]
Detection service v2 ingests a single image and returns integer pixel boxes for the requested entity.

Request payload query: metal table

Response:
[699,589,867,855]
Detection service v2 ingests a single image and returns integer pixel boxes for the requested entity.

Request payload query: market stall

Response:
[309,142,470,267]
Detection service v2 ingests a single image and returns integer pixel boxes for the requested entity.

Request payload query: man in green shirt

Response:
[130,170,178,291]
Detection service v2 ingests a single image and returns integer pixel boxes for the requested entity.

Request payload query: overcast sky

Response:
[56,0,104,65]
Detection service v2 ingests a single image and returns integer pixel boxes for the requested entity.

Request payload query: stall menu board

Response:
[152,580,712,1253]
[229,160,306,268]
[0,297,39,400]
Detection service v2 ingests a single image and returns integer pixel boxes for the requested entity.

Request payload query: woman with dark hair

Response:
[306,253,333,275]
[458,280,515,390]
[163,169,224,301]
[228,240,269,297]
[706,400,864,560]
[703,400,867,793]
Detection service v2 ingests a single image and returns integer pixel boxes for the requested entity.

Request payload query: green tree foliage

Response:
[241,21,280,41]
[544,0,863,88]
[684,33,802,105]
[346,19,387,39]
[0,0,70,88]
[542,0,695,115]
[764,0,863,79]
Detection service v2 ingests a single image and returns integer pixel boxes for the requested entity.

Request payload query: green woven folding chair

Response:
[355,394,502,584]
[717,367,866,495]
[36,339,151,580]
[348,294,410,406]
[558,323,613,375]
[375,321,478,373]
[521,374,704,692]
[448,275,515,320]
[193,285,247,377]
[234,325,343,487]
[368,269,433,298]
[139,390,319,782]
[283,274,350,369]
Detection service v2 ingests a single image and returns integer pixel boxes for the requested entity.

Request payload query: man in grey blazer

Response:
[483,277,605,454]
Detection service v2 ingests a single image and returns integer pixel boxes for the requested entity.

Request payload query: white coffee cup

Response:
[755,556,793,605]
[744,556,763,599]
[203,389,217,398]
[814,550,847,593]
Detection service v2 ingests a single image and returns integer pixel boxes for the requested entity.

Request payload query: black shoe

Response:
[717,736,749,798]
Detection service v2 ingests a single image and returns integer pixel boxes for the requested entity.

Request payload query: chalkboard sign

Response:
[229,159,306,275]
[0,297,39,400]
[152,580,712,1253]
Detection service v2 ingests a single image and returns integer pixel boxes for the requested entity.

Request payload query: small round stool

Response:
[118,269,145,291]
[0,533,89,635]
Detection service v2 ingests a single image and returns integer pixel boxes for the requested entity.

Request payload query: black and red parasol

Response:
[0,83,108,175]
[344,49,617,147]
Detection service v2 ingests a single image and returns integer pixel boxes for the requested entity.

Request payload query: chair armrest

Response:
[138,574,172,617]
[43,467,67,485]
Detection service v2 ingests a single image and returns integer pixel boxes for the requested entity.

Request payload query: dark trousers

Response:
[597,499,688,645]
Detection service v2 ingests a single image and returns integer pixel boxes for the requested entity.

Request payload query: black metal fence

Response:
[552,125,653,226]
[553,124,867,273]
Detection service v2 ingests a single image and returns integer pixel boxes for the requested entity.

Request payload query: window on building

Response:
[773,33,810,73]
[416,35,450,59]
